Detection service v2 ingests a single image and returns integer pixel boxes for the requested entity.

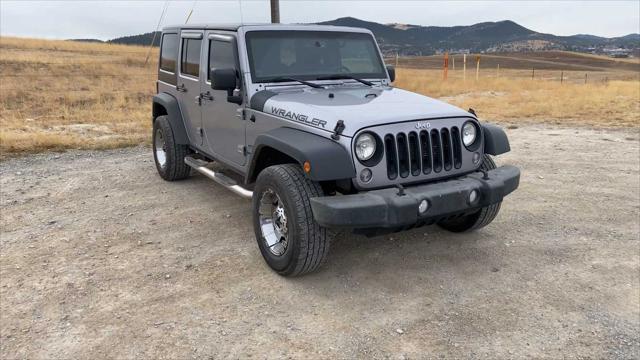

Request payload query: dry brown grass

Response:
[1,36,639,157]
[395,68,640,127]
[0,37,157,157]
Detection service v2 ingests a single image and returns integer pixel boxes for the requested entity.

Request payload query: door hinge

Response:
[237,145,247,156]
[236,109,246,120]
[331,120,345,140]
[198,127,203,137]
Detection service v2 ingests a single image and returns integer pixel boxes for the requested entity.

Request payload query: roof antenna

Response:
[185,0,197,24]
[144,0,169,67]
[238,0,244,25]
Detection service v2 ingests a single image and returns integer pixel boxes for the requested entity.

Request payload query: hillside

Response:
[109,31,160,47]
[319,17,640,55]
[82,17,639,56]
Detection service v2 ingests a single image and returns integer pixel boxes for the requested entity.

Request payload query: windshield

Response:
[245,30,387,83]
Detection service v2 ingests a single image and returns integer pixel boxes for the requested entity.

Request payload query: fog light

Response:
[360,168,373,183]
[473,152,481,164]
[418,199,429,214]
[469,189,479,204]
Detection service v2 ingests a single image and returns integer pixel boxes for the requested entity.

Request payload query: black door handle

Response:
[200,91,213,101]
[176,84,187,92]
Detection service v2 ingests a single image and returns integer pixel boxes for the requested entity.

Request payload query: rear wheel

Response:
[438,154,502,232]
[153,115,191,181]
[252,164,332,276]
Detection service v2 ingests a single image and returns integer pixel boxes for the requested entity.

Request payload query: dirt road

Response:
[1,125,638,359]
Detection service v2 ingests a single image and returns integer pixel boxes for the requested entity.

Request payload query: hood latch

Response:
[331,120,345,140]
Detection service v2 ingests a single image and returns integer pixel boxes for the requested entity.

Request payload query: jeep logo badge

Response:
[415,122,431,129]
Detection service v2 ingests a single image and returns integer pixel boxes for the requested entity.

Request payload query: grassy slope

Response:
[0,37,638,157]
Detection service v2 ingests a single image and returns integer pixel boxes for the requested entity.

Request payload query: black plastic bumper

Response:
[310,165,520,229]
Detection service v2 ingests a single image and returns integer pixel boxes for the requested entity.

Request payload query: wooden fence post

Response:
[532,68,535,80]
[443,52,449,80]
[475,55,480,81]
[452,56,455,70]
[585,73,588,84]
[463,54,467,81]
[560,71,563,84]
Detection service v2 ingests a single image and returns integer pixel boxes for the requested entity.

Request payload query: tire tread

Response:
[153,116,190,181]
[254,164,331,276]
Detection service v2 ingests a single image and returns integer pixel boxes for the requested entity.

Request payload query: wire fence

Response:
[0,47,155,55]
[385,55,630,84]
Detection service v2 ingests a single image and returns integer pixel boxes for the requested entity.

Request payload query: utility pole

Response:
[270,0,280,23]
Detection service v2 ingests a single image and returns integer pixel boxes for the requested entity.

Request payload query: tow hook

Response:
[477,168,490,180]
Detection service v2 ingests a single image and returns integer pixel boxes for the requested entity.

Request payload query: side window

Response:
[159,33,178,73]
[180,38,202,77]
[208,40,236,80]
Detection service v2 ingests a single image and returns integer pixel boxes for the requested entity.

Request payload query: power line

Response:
[185,0,198,24]
[144,0,170,66]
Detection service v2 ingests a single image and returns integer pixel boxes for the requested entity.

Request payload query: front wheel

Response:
[252,164,332,276]
[438,154,502,232]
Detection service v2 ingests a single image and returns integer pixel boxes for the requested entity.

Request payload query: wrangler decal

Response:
[270,106,327,128]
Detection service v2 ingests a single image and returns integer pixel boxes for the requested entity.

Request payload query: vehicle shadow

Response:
[287,223,509,296]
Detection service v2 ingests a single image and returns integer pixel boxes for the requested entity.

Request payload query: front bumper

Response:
[310,165,520,229]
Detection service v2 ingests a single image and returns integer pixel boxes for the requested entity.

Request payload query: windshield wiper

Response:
[316,75,374,86]
[263,77,325,89]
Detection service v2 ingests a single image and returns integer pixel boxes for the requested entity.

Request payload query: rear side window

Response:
[159,33,178,73]
[181,38,202,77]
[208,40,236,80]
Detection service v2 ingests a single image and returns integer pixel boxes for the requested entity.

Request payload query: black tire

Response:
[152,115,191,181]
[252,164,332,276]
[438,155,502,232]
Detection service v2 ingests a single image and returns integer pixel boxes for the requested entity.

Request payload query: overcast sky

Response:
[1,0,639,40]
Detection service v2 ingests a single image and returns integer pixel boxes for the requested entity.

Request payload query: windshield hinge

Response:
[331,120,345,140]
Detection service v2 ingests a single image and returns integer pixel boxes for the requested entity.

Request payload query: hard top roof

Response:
[162,23,367,33]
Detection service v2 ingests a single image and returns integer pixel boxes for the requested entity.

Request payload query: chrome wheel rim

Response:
[258,188,288,256]
[154,128,167,168]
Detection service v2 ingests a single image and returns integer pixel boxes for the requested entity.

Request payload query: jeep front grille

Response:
[384,127,463,180]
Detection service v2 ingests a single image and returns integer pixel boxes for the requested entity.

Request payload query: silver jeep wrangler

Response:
[152,23,520,276]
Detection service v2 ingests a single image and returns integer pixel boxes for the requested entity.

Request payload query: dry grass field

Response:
[0,37,157,156]
[1,37,639,157]
[395,68,640,127]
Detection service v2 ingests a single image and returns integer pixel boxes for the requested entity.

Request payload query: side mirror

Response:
[386,65,395,83]
[211,68,237,91]
[211,68,243,105]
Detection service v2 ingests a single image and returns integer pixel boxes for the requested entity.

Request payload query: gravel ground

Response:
[1,125,639,359]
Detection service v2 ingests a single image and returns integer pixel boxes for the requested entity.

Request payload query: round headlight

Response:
[355,133,376,161]
[462,122,478,147]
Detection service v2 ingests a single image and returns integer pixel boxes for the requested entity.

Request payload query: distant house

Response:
[603,48,631,58]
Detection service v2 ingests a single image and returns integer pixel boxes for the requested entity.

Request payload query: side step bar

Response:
[184,156,253,199]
